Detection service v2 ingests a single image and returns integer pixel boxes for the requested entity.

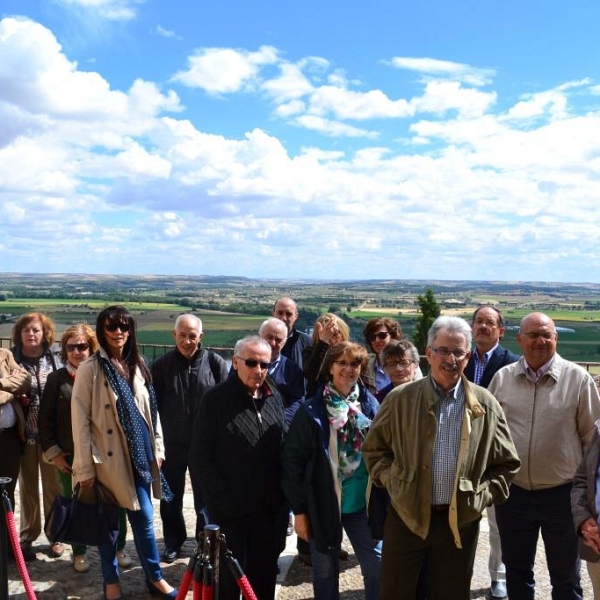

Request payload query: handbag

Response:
[45,482,120,547]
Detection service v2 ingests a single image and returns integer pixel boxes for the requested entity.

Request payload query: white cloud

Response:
[55,0,143,20]
[171,46,279,93]
[294,115,379,138]
[155,25,181,39]
[390,56,495,86]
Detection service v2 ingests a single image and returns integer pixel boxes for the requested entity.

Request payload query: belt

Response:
[431,504,450,512]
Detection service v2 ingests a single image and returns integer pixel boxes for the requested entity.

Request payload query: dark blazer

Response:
[464,344,519,389]
[571,427,600,563]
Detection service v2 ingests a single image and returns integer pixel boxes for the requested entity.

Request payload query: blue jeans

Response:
[99,481,163,585]
[496,483,582,600]
[310,509,381,600]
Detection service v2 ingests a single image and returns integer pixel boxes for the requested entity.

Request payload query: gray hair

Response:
[234,335,271,356]
[381,339,420,365]
[174,313,202,333]
[259,317,288,337]
[427,316,472,349]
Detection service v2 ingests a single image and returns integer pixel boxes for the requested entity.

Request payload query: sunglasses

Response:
[105,322,131,333]
[368,332,390,342]
[236,357,270,370]
[65,343,89,352]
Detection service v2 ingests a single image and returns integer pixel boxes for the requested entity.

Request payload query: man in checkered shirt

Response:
[363,316,520,600]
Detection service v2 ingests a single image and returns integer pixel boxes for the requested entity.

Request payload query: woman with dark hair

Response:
[72,306,176,600]
[11,311,63,561]
[283,341,381,600]
[363,317,421,397]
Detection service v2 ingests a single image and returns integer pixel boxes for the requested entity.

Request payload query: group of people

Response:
[2,299,600,600]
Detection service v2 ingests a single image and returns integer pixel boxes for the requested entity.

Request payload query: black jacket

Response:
[39,368,74,457]
[282,383,379,553]
[151,347,228,449]
[464,344,519,389]
[281,328,311,369]
[189,371,287,521]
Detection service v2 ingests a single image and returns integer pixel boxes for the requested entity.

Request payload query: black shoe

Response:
[161,547,179,564]
[20,541,36,562]
[339,549,349,560]
[146,579,177,599]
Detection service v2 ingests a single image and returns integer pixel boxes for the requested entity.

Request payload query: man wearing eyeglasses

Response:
[464,306,519,599]
[151,314,228,563]
[190,335,288,600]
[488,312,600,600]
[363,316,520,600]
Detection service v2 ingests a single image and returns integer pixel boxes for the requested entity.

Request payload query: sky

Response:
[1,1,600,282]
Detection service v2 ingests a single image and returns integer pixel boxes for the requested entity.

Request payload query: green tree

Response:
[412,288,441,354]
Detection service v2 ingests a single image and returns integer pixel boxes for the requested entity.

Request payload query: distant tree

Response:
[328,304,341,314]
[412,288,441,354]
[0,293,6,301]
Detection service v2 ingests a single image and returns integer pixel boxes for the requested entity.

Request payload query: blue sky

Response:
[2,0,600,281]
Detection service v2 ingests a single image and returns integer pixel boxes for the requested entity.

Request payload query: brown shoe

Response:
[50,542,65,557]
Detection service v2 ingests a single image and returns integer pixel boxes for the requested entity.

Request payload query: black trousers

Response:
[380,505,480,600]
[160,445,204,550]
[0,426,21,509]
[213,507,288,600]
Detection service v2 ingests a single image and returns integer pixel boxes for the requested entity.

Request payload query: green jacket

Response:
[363,374,520,548]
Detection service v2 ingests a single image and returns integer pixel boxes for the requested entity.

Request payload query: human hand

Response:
[53,453,72,474]
[80,477,95,488]
[316,319,339,344]
[580,518,600,554]
[294,514,312,542]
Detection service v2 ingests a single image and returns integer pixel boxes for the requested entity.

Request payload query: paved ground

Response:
[2,477,593,599]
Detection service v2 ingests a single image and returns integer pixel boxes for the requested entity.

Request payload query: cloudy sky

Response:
[2,0,600,281]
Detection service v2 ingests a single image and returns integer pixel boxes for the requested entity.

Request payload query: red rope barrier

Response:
[5,509,37,600]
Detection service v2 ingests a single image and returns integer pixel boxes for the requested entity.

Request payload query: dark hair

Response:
[12,312,56,347]
[60,324,99,363]
[363,317,403,352]
[472,306,505,328]
[321,342,369,382]
[381,339,420,366]
[96,306,150,383]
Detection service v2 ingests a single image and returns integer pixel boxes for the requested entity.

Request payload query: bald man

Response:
[489,312,600,600]
[152,314,228,562]
[273,297,311,369]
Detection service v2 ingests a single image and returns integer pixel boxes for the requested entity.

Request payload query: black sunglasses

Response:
[105,322,131,333]
[236,357,270,370]
[368,331,390,342]
[65,343,89,352]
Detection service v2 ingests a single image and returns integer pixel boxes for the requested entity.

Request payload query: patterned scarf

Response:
[324,382,372,481]
[100,356,173,502]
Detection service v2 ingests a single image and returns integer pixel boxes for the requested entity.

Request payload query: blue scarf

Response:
[100,356,173,502]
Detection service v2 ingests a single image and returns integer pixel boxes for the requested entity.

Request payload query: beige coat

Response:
[0,348,30,440]
[71,350,165,510]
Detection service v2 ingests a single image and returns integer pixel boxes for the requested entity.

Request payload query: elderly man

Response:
[259,317,305,424]
[489,312,600,600]
[363,316,520,600]
[464,306,519,599]
[151,314,228,563]
[190,336,288,600]
[273,297,311,369]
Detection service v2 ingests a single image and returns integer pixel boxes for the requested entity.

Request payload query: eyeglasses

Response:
[430,347,468,359]
[236,357,270,370]
[368,332,390,342]
[65,343,89,353]
[105,322,131,333]
[521,332,556,340]
[333,361,361,370]
[383,360,414,369]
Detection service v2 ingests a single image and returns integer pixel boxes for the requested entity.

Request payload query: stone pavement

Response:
[3,477,593,599]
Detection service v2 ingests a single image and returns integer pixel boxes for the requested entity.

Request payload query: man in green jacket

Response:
[363,316,520,600]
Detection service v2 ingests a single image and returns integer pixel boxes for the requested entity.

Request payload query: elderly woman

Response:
[377,339,423,402]
[303,314,351,397]
[72,306,176,600]
[283,342,381,600]
[571,423,600,599]
[11,312,63,561]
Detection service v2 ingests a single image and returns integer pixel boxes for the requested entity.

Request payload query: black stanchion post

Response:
[202,525,220,600]
[0,477,12,600]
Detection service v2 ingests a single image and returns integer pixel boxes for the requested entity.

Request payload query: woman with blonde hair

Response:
[11,311,63,561]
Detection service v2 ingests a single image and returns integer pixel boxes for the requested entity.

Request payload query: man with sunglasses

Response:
[464,306,519,599]
[190,335,288,600]
[151,314,228,563]
[364,316,520,600]
[488,312,600,600]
